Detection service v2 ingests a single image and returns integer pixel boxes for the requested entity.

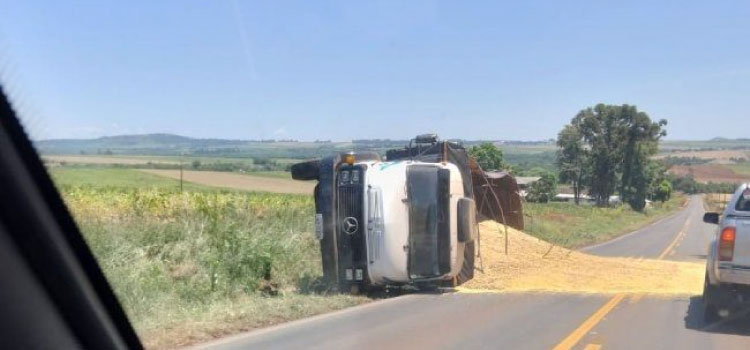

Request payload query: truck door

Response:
[406,165,451,279]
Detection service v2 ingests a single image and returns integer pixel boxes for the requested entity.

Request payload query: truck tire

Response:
[703,273,721,324]
[456,241,475,285]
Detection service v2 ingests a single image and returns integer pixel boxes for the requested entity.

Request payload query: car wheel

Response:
[703,273,721,324]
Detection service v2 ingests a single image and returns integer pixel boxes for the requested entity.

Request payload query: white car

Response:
[703,183,750,322]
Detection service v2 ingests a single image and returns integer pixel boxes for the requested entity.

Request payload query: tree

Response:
[574,104,626,206]
[626,146,651,211]
[556,124,588,204]
[191,160,202,169]
[653,179,672,202]
[618,105,667,209]
[559,104,667,209]
[526,172,558,203]
[469,142,506,171]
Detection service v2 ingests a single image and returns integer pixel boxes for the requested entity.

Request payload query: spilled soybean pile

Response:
[459,221,704,296]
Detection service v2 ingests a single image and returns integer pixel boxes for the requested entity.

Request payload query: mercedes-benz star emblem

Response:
[343,217,359,235]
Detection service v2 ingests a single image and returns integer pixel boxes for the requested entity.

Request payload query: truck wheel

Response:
[703,273,721,324]
[456,241,475,285]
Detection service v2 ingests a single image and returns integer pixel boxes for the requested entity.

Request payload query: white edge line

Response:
[186,294,416,350]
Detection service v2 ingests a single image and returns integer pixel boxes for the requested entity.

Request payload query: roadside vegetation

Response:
[522,194,685,248]
[55,179,366,349]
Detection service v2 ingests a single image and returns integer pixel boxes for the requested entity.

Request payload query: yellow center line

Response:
[552,294,625,350]
[552,213,692,350]
[657,218,691,260]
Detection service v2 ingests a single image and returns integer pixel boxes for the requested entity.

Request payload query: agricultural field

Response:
[728,163,750,177]
[44,154,182,165]
[659,138,750,152]
[50,166,306,194]
[654,149,750,161]
[57,183,365,349]
[522,195,686,248]
[139,169,314,194]
[49,167,209,191]
[668,164,749,184]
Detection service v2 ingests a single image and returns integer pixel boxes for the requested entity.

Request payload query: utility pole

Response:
[180,161,184,193]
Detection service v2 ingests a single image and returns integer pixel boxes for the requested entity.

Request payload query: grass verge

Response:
[523,195,686,249]
[59,185,366,349]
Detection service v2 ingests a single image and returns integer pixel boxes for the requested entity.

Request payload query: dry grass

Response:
[140,169,315,194]
[460,221,704,296]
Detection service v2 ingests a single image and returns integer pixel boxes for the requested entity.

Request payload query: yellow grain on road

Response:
[551,215,694,350]
[460,221,702,295]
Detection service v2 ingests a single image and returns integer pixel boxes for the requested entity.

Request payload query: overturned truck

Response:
[292,134,523,293]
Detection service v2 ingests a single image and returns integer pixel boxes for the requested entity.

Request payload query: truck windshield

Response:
[406,165,451,278]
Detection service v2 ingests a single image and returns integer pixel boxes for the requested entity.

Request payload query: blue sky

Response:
[1,1,749,141]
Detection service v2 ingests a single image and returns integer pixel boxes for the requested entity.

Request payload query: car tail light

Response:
[719,227,736,261]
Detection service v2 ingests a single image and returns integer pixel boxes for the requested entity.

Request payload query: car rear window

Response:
[737,188,750,211]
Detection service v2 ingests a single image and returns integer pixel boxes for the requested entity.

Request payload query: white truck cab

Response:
[358,160,469,286]
[292,135,482,293]
[703,183,750,322]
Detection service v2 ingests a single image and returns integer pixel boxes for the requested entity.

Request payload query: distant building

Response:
[553,193,622,205]
[515,176,541,198]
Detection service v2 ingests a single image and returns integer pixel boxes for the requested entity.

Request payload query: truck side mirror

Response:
[458,198,477,243]
[703,212,720,225]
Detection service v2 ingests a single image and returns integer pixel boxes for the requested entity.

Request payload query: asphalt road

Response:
[192,195,750,350]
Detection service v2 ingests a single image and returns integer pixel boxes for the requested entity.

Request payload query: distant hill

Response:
[34,133,554,156]
[37,133,240,154]
[34,133,356,158]
[36,133,749,159]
